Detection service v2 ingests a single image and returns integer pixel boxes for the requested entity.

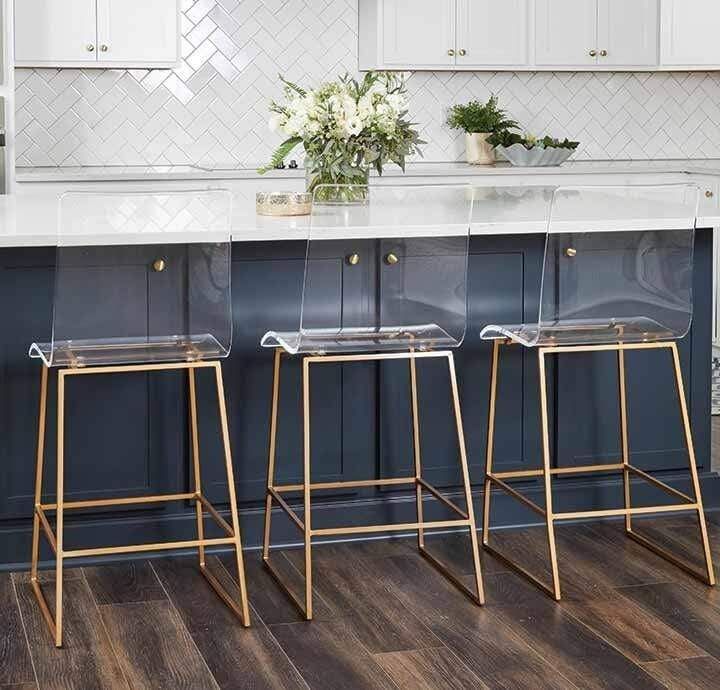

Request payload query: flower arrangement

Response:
[259,72,424,194]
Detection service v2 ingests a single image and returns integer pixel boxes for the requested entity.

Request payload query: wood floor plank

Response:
[378,554,578,689]
[14,577,128,690]
[0,575,35,687]
[269,620,397,690]
[643,656,720,689]
[0,683,37,690]
[413,533,508,575]
[374,648,489,689]
[154,556,307,689]
[99,600,219,690]
[283,550,444,653]
[83,561,167,605]
[562,594,705,663]
[619,582,720,659]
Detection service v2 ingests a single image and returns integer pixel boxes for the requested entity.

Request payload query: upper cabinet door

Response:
[597,0,658,66]
[661,0,720,66]
[382,0,455,67]
[15,0,97,66]
[456,0,528,66]
[97,0,179,66]
[535,0,598,66]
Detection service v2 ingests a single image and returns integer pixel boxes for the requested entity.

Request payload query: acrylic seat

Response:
[260,184,484,619]
[28,190,250,647]
[480,184,716,600]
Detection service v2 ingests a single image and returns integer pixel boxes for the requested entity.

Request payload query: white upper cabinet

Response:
[535,0,597,67]
[661,0,720,67]
[456,0,528,66]
[15,0,179,68]
[598,0,658,67]
[382,0,455,67]
[15,0,97,65]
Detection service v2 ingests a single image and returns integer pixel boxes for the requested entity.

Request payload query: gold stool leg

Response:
[618,346,633,534]
[188,369,205,567]
[447,352,485,605]
[538,349,562,601]
[482,340,501,546]
[670,343,716,585]
[30,365,49,583]
[263,348,282,560]
[302,357,313,620]
[54,370,66,647]
[409,352,424,549]
[213,362,251,626]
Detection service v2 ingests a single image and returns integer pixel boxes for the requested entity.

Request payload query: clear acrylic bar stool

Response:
[481,184,716,599]
[29,190,250,647]
[260,184,484,619]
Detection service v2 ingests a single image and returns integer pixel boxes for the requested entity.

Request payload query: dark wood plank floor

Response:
[2,515,720,690]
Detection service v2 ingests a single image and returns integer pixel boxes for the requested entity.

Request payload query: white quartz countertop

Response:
[1,160,719,247]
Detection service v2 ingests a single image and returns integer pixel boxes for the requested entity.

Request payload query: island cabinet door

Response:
[198,243,376,506]
[555,230,712,475]
[378,236,546,489]
[0,246,184,521]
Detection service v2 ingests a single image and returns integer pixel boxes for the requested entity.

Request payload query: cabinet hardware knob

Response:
[447,49,455,57]
[589,49,597,57]
[600,49,608,57]
[86,44,95,52]
[565,247,577,258]
[707,190,715,198]
[458,49,467,56]
[346,253,360,266]
[152,258,167,272]
[385,253,399,265]
[100,44,108,52]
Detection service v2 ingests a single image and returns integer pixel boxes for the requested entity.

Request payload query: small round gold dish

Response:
[256,191,312,216]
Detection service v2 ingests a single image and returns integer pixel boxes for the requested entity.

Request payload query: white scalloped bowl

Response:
[495,143,577,167]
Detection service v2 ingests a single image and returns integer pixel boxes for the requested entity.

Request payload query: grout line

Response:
[148,559,222,690]
[10,574,40,690]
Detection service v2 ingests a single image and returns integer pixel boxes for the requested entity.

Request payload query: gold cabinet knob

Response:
[346,253,360,266]
[707,190,715,198]
[447,49,455,57]
[458,49,467,56]
[87,44,95,52]
[600,49,608,57]
[565,247,577,258]
[100,44,109,52]
[152,258,167,272]
[385,253,399,265]
[589,49,598,57]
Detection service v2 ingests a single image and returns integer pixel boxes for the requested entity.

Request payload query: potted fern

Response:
[446,95,518,165]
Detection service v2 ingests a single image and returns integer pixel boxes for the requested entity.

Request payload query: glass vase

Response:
[305,157,370,203]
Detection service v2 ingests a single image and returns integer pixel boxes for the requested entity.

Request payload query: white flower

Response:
[268,113,284,133]
[345,116,363,137]
[386,93,405,112]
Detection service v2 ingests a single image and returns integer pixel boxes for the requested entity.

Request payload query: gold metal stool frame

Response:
[262,347,485,620]
[30,359,251,647]
[483,338,716,600]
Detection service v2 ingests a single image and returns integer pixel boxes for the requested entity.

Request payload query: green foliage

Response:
[257,136,302,174]
[488,131,580,150]
[446,95,519,134]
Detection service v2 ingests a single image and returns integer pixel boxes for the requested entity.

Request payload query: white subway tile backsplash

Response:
[15,0,720,169]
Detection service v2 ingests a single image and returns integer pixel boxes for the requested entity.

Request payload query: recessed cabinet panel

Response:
[598,0,658,66]
[382,0,455,66]
[456,0,527,66]
[535,0,598,66]
[97,0,179,65]
[15,0,97,65]
[661,0,720,66]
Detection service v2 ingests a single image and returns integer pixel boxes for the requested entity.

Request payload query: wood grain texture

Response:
[643,655,720,689]
[0,575,35,687]
[99,600,219,690]
[374,648,488,689]
[83,561,167,605]
[153,556,307,689]
[14,578,128,690]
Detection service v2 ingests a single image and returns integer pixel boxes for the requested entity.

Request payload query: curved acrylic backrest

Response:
[261,184,472,354]
[29,190,233,367]
[482,184,699,346]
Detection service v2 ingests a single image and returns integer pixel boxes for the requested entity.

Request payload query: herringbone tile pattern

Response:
[15,0,720,168]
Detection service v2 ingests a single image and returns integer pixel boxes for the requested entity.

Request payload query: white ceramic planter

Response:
[465,132,495,165]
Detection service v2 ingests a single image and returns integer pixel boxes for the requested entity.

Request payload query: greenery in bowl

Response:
[488,131,579,150]
[446,95,519,134]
